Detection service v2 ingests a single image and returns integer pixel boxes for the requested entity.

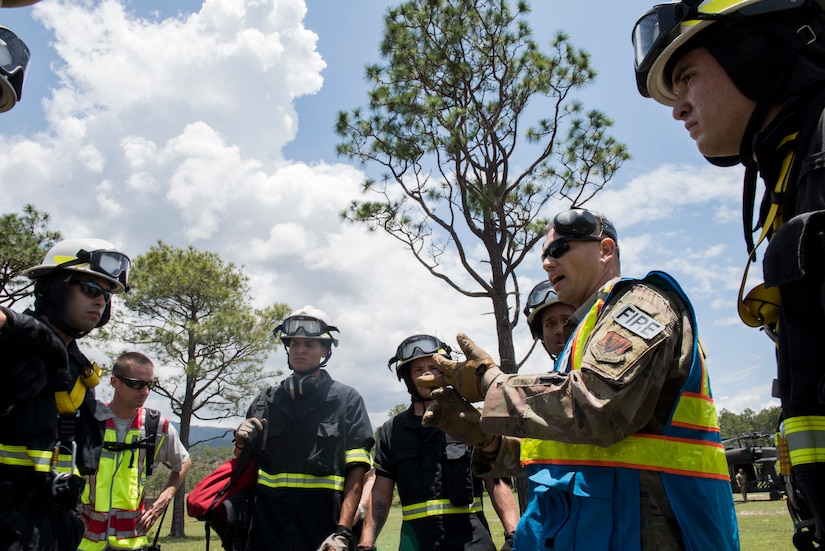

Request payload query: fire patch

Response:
[612,304,664,339]
[598,331,632,355]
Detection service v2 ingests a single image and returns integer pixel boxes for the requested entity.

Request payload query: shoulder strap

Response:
[144,408,161,477]
[252,386,274,453]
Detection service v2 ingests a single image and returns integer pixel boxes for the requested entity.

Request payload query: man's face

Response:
[540,302,575,356]
[62,273,115,333]
[112,362,154,410]
[409,356,441,401]
[670,47,757,158]
[541,228,606,309]
[288,337,329,374]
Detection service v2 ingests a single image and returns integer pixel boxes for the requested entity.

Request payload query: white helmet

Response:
[274,305,340,348]
[25,237,130,293]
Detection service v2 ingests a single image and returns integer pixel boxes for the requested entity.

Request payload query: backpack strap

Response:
[144,408,161,477]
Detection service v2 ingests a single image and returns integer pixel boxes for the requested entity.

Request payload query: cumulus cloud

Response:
[0,0,777,426]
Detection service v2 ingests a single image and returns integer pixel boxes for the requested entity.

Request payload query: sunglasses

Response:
[70,280,113,302]
[115,374,157,390]
[541,236,603,261]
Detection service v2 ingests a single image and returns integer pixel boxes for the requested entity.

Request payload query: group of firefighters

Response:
[3,0,825,550]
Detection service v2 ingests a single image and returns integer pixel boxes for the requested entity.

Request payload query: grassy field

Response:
[156,492,794,550]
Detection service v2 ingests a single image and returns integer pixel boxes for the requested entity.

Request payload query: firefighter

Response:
[632,1,825,547]
[0,238,130,550]
[523,280,575,359]
[79,352,190,551]
[421,209,739,550]
[233,306,374,551]
[356,335,519,551]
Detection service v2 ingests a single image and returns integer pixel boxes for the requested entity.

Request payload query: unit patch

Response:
[613,304,664,339]
[598,331,633,355]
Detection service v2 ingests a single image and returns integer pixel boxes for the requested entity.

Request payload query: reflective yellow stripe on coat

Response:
[401,498,483,521]
[784,416,825,465]
[257,471,345,491]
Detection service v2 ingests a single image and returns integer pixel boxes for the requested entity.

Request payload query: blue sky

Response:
[0,0,778,430]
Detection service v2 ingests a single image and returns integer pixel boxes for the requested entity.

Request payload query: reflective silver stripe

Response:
[257,471,345,491]
[0,444,74,473]
[346,448,372,465]
[401,498,483,521]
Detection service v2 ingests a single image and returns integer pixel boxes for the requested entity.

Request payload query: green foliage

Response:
[335,0,629,372]
[102,241,290,431]
[387,403,408,418]
[0,205,60,307]
[146,445,233,499]
[718,406,782,442]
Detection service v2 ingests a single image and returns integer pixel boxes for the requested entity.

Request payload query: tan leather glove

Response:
[422,387,496,448]
[234,417,265,447]
[417,332,503,402]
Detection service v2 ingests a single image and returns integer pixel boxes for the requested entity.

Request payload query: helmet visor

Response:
[633,3,683,75]
[276,315,338,338]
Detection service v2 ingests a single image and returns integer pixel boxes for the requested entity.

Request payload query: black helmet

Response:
[388,334,452,401]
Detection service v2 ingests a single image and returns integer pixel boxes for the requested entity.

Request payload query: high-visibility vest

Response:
[520,271,738,550]
[79,408,167,551]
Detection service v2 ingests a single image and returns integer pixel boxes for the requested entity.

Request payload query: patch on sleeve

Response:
[612,304,664,339]
[597,331,633,355]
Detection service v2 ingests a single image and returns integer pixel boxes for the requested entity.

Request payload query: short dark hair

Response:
[112,351,153,377]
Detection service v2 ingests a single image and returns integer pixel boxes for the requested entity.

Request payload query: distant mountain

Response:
[186,425,235,448]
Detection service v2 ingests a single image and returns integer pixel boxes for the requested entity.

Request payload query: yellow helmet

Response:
[633,0,825,106]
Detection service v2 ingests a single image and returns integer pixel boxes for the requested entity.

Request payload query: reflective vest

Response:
[519,271,739,550]
[79,407,167,551]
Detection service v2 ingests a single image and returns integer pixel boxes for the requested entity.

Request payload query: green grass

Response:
[156,493,794,550]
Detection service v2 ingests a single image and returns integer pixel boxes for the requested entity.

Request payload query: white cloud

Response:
[0,0,777,430]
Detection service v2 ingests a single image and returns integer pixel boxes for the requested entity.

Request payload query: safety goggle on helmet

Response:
[387,334,452,377]
[633,0,818,105]
[523,280,564,338]
[0,26,30,113]
[25,238,131,293]
[274,307,340,347]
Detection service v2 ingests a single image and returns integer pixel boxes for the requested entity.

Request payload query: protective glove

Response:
[417,332,503,402]
[500,531,515,551]
[422,387,495,449]
[234,417,265,447]
[317,525,352,551]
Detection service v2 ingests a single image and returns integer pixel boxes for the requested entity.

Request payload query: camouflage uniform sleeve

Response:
[471,436,524,478]
[480,282,689,447]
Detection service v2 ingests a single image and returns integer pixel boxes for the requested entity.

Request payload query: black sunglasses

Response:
[70,280,112,302]
[115,374,157,390]
[541,236,603,261]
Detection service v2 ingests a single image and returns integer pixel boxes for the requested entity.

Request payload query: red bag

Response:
[187,455,257,550]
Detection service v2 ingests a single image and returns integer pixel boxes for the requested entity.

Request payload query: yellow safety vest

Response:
[79,408,166,551]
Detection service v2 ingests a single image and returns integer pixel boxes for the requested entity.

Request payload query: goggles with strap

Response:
[274,315,340,339]
[55,249,131,290]
[523,280,559,318]
[552,209,617,241]
[388,335,452,370]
